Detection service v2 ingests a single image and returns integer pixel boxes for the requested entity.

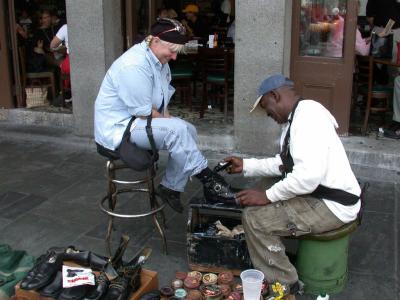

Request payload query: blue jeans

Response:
[130,117,208,192]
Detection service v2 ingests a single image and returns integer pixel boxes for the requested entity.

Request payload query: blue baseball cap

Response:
[250,74,294,113]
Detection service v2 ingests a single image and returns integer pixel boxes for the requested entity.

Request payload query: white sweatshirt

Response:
[243,100,361,223]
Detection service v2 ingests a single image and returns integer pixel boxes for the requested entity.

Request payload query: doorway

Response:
[290,0,358,135]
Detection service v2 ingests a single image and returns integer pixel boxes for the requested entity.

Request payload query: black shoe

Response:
[58,285,87,300]
[157,185,183,213]
[20,248,64,290]
[202,172,236,205]
[40,271,63,298]
[84,272,109,300]
[20,254,47,290]
[103,275,131,300]
[64,246,109,271]
[384,129,400,139]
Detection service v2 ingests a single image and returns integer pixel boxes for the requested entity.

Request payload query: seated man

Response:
[94,18,235,213]
[384,75,400,139]
[225,74,361,299]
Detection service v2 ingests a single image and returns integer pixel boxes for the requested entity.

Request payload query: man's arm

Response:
[242,155,283,177]
[116,65,154,117]
[50,36,62,50]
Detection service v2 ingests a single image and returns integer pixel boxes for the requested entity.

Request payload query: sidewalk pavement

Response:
[0,124,398,299]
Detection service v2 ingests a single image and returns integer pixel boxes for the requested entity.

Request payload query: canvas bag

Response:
[118,115,159,171]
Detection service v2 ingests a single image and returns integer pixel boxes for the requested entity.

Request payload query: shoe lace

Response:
[97,272,109,285]
[109,275,127,290]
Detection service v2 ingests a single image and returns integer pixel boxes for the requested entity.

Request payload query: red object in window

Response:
[397,42,400,65]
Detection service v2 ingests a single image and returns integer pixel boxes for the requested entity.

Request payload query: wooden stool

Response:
[295,220,358,296]
[96,144,168,256]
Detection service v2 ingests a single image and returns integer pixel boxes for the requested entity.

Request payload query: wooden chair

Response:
[356,55,393,134]
[199,48,233,121]
[170,57,193,110]
[18,46,57,105]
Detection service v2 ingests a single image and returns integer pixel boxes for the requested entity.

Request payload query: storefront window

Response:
[299,0,347,58]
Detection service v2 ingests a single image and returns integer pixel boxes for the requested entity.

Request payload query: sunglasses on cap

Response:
[155,18,186,37]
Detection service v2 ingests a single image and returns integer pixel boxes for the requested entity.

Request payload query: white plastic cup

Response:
[240,269,264,300]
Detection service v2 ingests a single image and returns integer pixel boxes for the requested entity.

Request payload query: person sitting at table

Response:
[367,0,400,61]
[384,75,400,139]
[32,9,59,69]
[181,4,210,43]
[325,5,370,57]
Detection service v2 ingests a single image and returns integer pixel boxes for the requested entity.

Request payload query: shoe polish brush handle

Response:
[214,161,233,173]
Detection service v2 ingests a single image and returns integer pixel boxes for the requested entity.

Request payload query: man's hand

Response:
[235,189,271,207]
[224,156,243,174]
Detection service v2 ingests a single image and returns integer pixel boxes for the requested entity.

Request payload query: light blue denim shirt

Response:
[94,41,175,150]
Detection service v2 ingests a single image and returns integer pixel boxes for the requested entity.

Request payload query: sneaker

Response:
[157,185,183,213]
[203,172,236,205]
[383,129,400,139]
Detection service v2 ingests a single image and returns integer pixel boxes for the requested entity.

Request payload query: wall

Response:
[234,0,290,155]
[66,0,123,137]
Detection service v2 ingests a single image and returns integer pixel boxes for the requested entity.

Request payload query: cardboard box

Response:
[14,269,158,300]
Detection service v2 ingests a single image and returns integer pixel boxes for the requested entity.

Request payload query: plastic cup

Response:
[240,269,264,300]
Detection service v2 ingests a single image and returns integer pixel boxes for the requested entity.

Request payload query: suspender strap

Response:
[310,185,360,206]
[122,116,136,138]
[280,98,303,177]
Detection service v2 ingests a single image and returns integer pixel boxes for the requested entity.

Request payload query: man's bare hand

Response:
[224,156,243,174]
[235,189,271,207]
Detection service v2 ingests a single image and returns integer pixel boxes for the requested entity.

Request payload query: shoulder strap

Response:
[145,114,159,162]
[122,116,136,138]
[280,98,303,177]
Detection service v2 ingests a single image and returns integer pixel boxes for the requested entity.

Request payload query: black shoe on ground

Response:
[39,271,63,298]
[84,272,109,300]
[157,185,183,213]
[103,275,131,300]
[20,248,64,290]
[202,172,237,205]
[384,129,400,139]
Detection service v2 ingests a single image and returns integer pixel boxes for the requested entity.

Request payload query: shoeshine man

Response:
[223,75,361,299]
[94,18,236,212]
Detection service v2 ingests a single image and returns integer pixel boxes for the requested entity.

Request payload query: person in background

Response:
[18,8,33,37]
[355,0,371,56]
[50,24,71,101]
[367,0,400,62]
[157,8,178,20]
[32,9,59,68]
[50,9,64,31]
[157,8,169,19]
[94,18,236,214]
[383,75,400,139]
[181,4,210,43]
[326,5,370,57]
[226,19,235,43]
[167,9,178,19]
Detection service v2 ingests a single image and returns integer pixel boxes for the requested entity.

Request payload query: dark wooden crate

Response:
[187,201,252,275]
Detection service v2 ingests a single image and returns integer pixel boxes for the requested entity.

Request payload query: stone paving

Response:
[0,135,398,299]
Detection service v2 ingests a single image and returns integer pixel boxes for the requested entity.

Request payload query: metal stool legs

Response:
[100,160,168,256]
